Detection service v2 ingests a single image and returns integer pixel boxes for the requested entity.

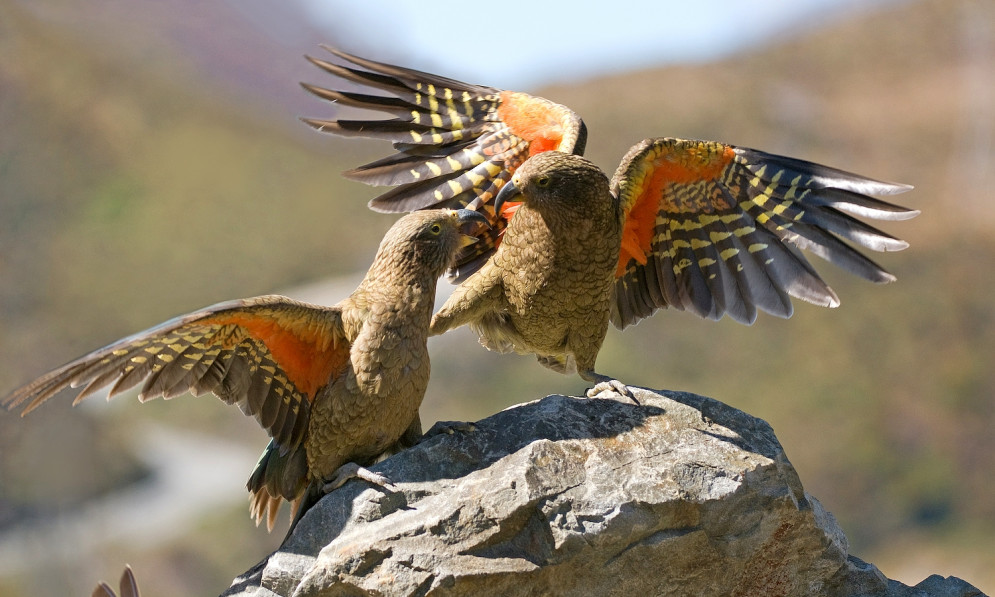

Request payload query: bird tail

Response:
[247,439,308,532]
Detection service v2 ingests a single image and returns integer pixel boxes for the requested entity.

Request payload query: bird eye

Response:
[536,176,551,188]
[429,223,443,235]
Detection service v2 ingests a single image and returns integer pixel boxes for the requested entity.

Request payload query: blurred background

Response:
[0,0,992,595]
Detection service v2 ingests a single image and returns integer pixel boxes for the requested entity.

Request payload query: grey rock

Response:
[223,388,985,597]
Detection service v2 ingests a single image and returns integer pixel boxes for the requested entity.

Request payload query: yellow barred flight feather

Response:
[304,49,916,324]
[1,296,347,454]
[302,46,586,280]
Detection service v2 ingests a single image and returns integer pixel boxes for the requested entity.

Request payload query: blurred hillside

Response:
[0,0,993,595]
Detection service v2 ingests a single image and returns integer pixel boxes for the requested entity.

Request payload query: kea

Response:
[2,209,486,530]
[301,48,917,396]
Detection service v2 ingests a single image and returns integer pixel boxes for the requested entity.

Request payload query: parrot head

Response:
[494,151,611,217]
[375,209,489,277]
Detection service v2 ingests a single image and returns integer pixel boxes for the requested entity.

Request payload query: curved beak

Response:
[452,208,490,248]
[493,179,521,216]
[454,208,489,227]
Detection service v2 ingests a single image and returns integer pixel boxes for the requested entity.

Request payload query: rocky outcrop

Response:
[224,388,984,597]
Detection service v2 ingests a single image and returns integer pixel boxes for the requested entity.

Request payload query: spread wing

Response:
[610,138,917,329]
[301,46,586,279]
[2,295,350,454]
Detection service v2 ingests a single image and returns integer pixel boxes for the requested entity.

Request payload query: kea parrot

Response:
[3,209,487,530]
[299,47,917,397]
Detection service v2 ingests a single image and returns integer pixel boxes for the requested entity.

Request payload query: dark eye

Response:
[536,176,551,188]
[429,223,443,235]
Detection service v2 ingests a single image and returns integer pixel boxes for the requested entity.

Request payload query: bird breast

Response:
[306,294,432,475]
[492,204,620,353]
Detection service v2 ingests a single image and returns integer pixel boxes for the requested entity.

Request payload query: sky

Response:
[292,0,909,88]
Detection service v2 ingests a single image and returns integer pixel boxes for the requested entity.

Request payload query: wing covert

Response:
[2,295,350,452]
[610,138,917,329]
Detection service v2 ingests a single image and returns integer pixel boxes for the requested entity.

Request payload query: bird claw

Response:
[322,462,397,494]
[586,378,640,404]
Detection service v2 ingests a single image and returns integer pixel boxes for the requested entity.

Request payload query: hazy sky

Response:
[294,0,908,88]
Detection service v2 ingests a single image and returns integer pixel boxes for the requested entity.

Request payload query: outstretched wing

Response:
[2,295,350,454]
[301,46,586,278]
[610,138,917,329]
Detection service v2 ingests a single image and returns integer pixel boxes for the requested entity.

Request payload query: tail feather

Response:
[246,439,308,531]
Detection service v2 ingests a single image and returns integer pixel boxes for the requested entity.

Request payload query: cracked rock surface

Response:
[224,388,984,597]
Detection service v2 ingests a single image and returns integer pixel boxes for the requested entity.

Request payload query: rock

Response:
[223,388,985,597]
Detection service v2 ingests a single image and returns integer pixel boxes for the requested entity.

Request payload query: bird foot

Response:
[420,420,477,443]
[322,462,397,494]
[585,377,639,404]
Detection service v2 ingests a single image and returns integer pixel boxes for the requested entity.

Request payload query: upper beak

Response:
[453,208,490,248]
[454,208,489,227]
[493,178,522,216]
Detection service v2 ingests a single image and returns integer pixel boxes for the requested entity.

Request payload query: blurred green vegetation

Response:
[1,0,993,595]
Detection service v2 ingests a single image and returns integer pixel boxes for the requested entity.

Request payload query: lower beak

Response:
[453,208,490,248]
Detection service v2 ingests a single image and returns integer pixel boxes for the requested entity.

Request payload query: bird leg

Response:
[580,370,638,403]
[322,462,397,494]
[430,265,504,336]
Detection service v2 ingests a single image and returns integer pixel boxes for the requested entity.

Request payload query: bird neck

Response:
[356,254,441,311]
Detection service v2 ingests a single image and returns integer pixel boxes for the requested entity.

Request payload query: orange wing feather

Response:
[201,311,348,399]
[497,90,571,156]
[615,143,737,275]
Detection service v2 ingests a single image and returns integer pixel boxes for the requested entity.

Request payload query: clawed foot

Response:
[584,375,639,404]
[420,420,477,443]
[322,461,397,494]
